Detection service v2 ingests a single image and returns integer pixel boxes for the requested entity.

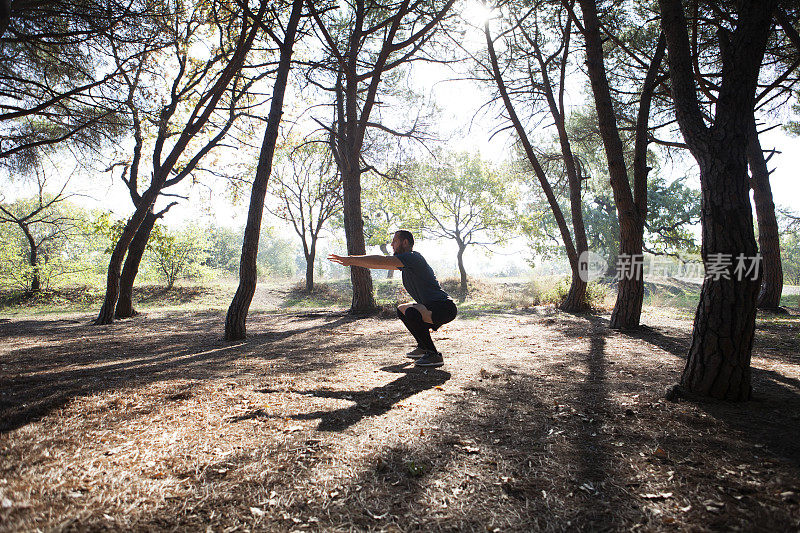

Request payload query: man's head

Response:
[391,230,414,255]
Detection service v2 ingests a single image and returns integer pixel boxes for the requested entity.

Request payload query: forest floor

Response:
[1,280,799,532]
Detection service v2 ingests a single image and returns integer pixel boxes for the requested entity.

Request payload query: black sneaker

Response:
[415,351,444,368]
[406,347,430,359]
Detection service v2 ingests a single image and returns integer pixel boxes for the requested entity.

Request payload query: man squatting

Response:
[328,230,457,368]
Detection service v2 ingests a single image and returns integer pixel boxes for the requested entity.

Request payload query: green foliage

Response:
[90,211,127,254]
[780,210,800,286]
[538,276,608,308]
[0,194,100,291]
[362,172,419,250]
[205,225,243,273]
[519,107,700,269]
[645,175,701,255]
[147,224,209,288]
[0,224,31,291]
[256,226,301,279]
[406,150,519,247]
[783,233,800,286]
[267,137,342,285]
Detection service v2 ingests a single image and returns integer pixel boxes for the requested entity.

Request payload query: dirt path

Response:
[0,309,798,531]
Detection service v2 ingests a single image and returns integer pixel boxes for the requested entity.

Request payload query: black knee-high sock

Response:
[403,307,436,352]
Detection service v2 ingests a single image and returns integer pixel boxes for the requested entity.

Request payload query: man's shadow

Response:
[256,363,450,432]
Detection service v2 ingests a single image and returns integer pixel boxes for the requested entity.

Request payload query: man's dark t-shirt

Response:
[395,251,451,305]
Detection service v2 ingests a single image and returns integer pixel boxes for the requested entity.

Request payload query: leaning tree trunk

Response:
[484,20,584,310]
[456,243,467,301]
[115,210,159,318]
[340,165,376,314]
[225,0,302,340]
[379,243,394,279]
[578,0,645,330]
[553,117,589,312]
[95,186,161,324]
[557,151,589,311]
[747,117,783,310]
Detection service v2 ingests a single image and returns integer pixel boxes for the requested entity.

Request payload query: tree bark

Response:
[747,116,783,310]
[681,138,761,400]
[96,186,161,324]
[341,164,376,313]
[225,0,303,340]
[578,0,646,330]
[610,220,645,327]
[379,243,394,279]
[22,226,40,293]
[305,239,316,293]
[561,274,588,311]
[115,210,158,318]
[456,241,467,300]
[659,0,775,400]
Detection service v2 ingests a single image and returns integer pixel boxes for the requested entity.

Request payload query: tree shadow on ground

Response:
[0,310,356,432]
[123,308,799,531]
[133,285,213,304]
[248,364,450,432]
[264,314,655,531]
[564,314,800,468]
[5,310,798,531]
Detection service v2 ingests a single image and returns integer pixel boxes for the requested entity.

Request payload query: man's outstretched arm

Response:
[328,254,403,270]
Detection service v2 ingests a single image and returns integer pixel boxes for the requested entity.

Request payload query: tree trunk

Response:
[30,269,40,293]
[658,0,774,400]
[534,16,591,313]
[484,21,583,309]
[561,272,588,312]
[379,243,394,279]
[21,225,40,293]
[609,219,645,328]
[95,186,161,324]
[225,0,302,341]
[578,0,646,330]
[341,165,376,314]
[747,117,783,310]
[456,243,467,300]
[305,241,316,293]
[681,141,761,400]
[115,210,158,318]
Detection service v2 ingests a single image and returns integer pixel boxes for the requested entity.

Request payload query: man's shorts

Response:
[426,299,457,330]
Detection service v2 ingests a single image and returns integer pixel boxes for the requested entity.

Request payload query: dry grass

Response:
[0,304,799,531]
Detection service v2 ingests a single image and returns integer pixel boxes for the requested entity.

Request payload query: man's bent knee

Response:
[404,304,433,324]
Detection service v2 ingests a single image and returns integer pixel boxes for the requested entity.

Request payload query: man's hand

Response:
[327,254,352,266]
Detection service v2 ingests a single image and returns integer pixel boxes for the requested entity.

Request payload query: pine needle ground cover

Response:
[0,302,799,531]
